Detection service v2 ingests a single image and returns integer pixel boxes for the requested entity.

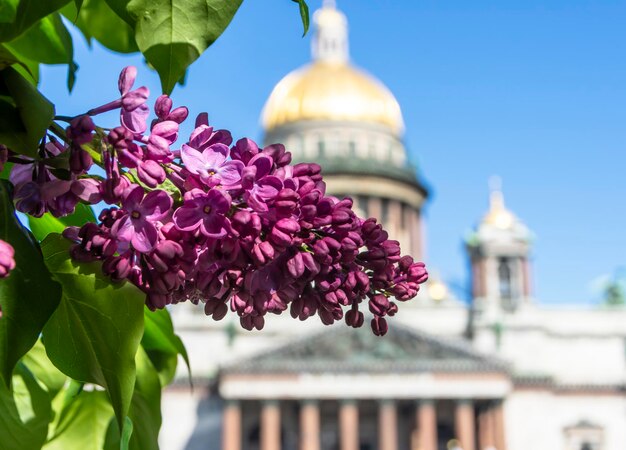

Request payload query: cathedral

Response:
[160,2,626,450]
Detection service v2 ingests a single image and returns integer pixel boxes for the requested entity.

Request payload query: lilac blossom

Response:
[2,65,428,336]
[181,143,243,188]
[111,186,172,253]
[173,189,231,238]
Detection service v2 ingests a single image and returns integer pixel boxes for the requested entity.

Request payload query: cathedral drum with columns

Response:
[160,2,626,450]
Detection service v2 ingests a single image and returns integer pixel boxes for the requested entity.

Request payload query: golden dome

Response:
[262,61,405,135]
[482,178,516,230]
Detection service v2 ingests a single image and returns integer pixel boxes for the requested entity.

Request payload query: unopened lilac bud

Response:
[102,255,132,281]
[137,160,166,188]
[69,146,93,174]
[67,115,95,145]
[371,317,388,336]
[345,308,364,328]
[168,107,188,123]
[408,262,428,284]
[154,95,173,119]
[0,239,16,278]
[287,252,305,278]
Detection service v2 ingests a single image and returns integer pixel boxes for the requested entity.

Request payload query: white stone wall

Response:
[506,389,626,450]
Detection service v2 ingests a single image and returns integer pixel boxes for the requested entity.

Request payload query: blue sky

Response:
[40,0,626,304]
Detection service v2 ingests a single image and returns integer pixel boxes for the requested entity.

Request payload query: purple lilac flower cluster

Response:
[7,67,428,335]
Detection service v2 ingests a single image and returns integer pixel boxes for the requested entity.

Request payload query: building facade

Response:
[161,2,626,450]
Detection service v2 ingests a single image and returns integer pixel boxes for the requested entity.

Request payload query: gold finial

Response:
[483,176,515,229]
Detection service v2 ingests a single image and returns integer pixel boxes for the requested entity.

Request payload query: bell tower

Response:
[466,178,533,320]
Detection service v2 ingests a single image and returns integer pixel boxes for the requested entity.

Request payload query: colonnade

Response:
[221,398,506,450]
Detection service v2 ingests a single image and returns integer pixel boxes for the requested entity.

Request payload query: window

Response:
[381,198,389,224]
[564,420,604,450]
[318,139,325,157]
[498,257,512,302]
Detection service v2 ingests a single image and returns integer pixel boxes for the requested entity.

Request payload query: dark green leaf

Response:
[0,0,19,24]
[74,0,84,13]
[63,0,138,54]
[67,60,78,91]
[43,390,114,450]
[142,307,190,386]
[103,0,135,27]
[21,339,67,397]
[0,363,53,450]
[0,180,62,385]
[0,67,54,157]
[0,0,72,42]
[0,43,38,83]
[5,14,73,64]
[126,0,243,94]
[41,234,145,430]
[292,0,310,36]
[28,203,96,241]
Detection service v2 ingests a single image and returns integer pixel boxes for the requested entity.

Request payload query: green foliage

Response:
[41,234,145,431]
[0,67,54,157]
[292,0,310,36]
[0,0,71,42]
[63,0,139,54]
[0,0,20,24]
[0,181,62,385]
[125,0,243,94]
[0,363,53,450]
[43,389,115,450]
[0,1,311,447]
[142,307,190,385]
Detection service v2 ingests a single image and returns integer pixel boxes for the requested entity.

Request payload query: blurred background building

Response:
[161,2,626,450]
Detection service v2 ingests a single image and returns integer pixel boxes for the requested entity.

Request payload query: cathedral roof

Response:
[221,324,508,375]
[261,2,404,135]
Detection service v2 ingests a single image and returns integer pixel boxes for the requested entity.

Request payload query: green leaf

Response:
[126,0,243,94]
[0,0,72,42]
[21,339,67,398]
[0,180,62,385]
[0,0,19,24]
[43,390,114,450]
[0,363,53,450]
[105,347,162,450]
[4,13,76,90]
[120,416,133,450]
[28,203,96,241]
[142,307,190,386]
[63,0,138,54]
[292,0,310,36]
[5,14,73,65]
[0,66,54,157]
[41,234,145,430]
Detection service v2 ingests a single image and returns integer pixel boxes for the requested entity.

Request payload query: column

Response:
[222,400,241,450]
[261,400,281,450]
[454,400,475,450]
[477,403,495,450]
[378,400,398,450]
[416,400,437,450]
[493,401,506,450]
[339,400,359,450]
[300,400,320,450]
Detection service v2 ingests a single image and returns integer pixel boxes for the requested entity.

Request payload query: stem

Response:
[54,115,75,123]
[48,122,67,141]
